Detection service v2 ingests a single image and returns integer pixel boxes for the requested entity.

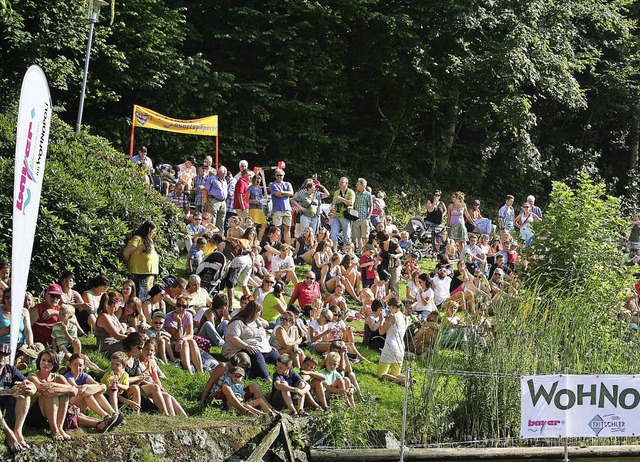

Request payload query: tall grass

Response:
[406,281,637,445]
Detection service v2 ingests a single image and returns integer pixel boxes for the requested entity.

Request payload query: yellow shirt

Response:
[203,242,216,256]
[127,236,159,275]
[101,371,130,388]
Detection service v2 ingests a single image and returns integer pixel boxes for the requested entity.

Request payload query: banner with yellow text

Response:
[132,105,218,136]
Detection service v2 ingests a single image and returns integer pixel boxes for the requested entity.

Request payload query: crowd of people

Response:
[4,146,634,453]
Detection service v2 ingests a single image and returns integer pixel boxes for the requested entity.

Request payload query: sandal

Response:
[298,410,310,417]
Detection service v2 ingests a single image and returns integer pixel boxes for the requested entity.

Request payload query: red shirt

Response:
[32,302,59,345]
[289,281,321,309]
[233,177,250,211]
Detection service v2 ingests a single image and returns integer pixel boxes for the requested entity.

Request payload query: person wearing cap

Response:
[0,289,33,349]
[0,343,36,453]
[32,283,64,345]
[177,156,197,194]
[15,343,45,371]
[270,168,294,245]
[131,146,153,171]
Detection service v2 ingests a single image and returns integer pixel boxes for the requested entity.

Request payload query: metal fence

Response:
[311,366,640,461]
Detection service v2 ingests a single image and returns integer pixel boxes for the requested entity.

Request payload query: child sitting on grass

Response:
[299,356,328,411]
[51,304,103,371]
[139,339,187,416]
[198,352,270,407]
[221,366,273,415]
[319,351,356,408]
[101,351,141,414]
[145,310,175,364]
[270,354,310,417]
[328,340,363,401]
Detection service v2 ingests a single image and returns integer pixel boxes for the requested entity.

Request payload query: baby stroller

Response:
[404,217,444,259]
[196,251,228,296]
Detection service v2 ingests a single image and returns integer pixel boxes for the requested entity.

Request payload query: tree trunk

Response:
[630,114,639,170]
[437,88,459,173]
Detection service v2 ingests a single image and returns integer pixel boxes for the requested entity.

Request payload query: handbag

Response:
[344,207,359,221]
[64,405,80,430]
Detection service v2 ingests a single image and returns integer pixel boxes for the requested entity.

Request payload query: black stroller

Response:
[196,251,228,296]
[404,217,445,259]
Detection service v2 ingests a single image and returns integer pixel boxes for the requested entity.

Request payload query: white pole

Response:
[400,367,411,462]
[76,16,96,132]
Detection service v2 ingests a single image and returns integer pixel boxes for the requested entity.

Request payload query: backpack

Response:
[226,237,252,257]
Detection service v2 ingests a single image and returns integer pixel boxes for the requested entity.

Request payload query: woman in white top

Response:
[377,297,407,385]
[414,273,436,318]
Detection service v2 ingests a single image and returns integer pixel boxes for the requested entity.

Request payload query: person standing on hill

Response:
[425,190,447,253]
[204,166,229,232]
[330,177,355,252]
[123,221,159,302]
[270,169,294,245]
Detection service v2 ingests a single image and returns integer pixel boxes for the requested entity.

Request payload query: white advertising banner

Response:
[521,375,640,438]
[11,65,52,362]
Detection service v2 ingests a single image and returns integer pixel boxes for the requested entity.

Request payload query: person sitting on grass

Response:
[139,339,187,417]
[116,297,146,335]
[377,297,407,385]
[165,295,204,374]
[200,352,262,405]
[319,351,356,408]
[299,356,328,411]
[195,293,231,347]
[322,283,348,313]
[269,313,305,369]
[328,340,363,402]
[145,310,175,364]
[220,366,273,415]
[271,244,299,287]
[261,281,288,328]
[101,351,141,414]
[64,353,116,420]
[0,343,35,453]
[327,305,369,363]
[270,354,310,417]
[122,333,174,416]
[51,304,103,372]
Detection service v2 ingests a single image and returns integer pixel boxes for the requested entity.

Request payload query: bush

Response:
[0,109,184,292]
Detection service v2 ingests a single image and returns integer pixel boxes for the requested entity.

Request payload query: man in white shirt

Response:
[271,244,298,286]
[432,267,452,308]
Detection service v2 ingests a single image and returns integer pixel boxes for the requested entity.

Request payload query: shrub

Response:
[0,109,184,292]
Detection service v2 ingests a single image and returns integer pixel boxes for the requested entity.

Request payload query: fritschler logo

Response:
[588,414,626,436]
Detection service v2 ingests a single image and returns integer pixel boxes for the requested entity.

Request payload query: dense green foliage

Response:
[1,1,639,202]
[0,109,184,291]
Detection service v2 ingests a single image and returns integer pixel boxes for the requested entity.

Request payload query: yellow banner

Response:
[132,105,218,136]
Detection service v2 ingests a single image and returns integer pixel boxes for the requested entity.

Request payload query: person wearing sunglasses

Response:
[32,284,65,345]
[270,169,294,245]
[287,271,321,311]
[165,296,203,374]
